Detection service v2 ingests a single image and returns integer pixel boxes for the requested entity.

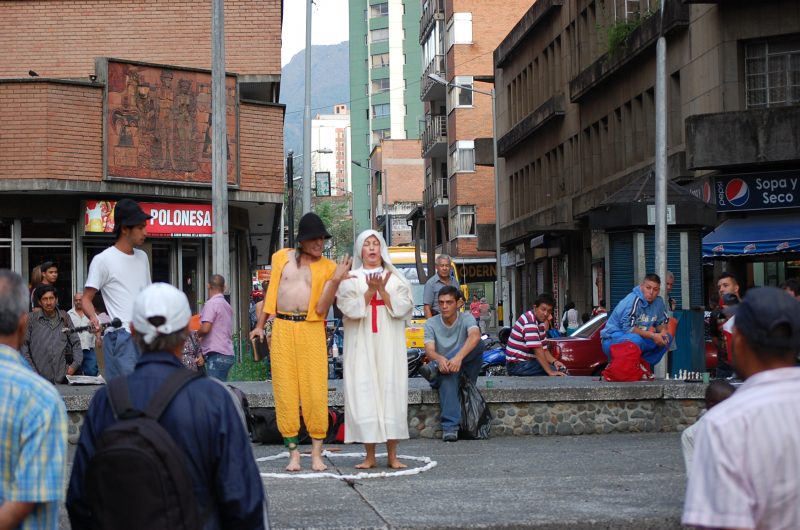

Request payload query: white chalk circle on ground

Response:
[256,450,438,480]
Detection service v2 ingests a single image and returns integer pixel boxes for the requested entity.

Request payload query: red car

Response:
[546,313,608,376]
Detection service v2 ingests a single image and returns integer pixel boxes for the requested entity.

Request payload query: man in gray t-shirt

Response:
[422,285,484,441]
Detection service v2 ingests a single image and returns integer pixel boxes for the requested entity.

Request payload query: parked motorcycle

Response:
[479,328,511,376]
[407,348,425,377]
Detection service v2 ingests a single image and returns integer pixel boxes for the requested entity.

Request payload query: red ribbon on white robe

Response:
[369,295,385,333]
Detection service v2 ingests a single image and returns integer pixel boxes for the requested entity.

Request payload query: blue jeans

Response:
[507,359,548,376]
[206,352,235,381]
[103,329,140,381]
[429,341,484,433]
[601,332,673,367]
[80,348,98,376]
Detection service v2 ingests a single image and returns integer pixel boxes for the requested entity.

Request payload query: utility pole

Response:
[211,0,230,283]
[287,152,295,248]
[302,0,313,213]
[654,0,668,377]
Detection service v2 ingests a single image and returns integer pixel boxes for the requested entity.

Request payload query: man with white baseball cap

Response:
[68,283,268,529]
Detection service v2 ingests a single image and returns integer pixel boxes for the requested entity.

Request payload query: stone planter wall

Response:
[61,377,706,444]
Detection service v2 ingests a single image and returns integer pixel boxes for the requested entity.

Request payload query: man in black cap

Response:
[251,212,352,472]
[81,198,153,380]
[683,287,800,530]
[709,273,741,379]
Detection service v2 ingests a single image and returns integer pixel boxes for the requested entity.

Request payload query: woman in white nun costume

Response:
[336,229,414,469]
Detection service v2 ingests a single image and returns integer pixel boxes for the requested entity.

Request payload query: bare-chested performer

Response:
[250,212,351,471]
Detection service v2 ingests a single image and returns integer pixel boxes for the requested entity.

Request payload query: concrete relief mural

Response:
[105,60,238,185]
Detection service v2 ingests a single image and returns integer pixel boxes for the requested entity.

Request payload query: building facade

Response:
[349,0,425,236]
[0,0,285,329]
[412,0,533,320]
[494,0,800,320]
[368,139,424,246]
[311,104,352,196]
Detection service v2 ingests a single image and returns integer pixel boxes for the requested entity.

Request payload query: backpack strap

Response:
[143,368,202,421]
[107,377,140,420]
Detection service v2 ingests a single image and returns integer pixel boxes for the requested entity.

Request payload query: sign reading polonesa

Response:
[84,200,212,237]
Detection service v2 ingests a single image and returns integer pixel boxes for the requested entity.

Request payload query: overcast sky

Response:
[282,0,350,66]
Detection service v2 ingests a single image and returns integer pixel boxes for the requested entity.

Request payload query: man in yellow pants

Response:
[251,212,351,471]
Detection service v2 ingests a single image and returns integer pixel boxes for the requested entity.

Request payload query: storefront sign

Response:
[456,263,496,283]
[715,171,800,212]
[255,269,271,283]
[647,204,676,225]
[84,200,212,237]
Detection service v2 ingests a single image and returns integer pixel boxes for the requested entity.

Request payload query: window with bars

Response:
[372,128,391,144]
[448,76,473,110]
[372,103,390,118]
[446,12,472,48]
[370,2,389,17]
[370,28,389,43]
[449,140,475,174]
[371,53,390,68]
[745,37,800,109]
[449,205,476,240]
[371,78,390,93]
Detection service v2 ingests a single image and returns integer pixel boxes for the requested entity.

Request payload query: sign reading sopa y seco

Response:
[84,200,212,237]
[715,171,800,212]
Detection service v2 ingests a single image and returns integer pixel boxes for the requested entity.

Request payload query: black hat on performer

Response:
[296,212,332,242]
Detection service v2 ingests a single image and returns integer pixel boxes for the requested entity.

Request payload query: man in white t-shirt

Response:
[81,199,152,380]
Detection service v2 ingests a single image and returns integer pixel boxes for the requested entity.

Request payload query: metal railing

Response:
[421,115,447,156]
[420,54,446,99]
[420,0,444,42]
[423,176,449,208]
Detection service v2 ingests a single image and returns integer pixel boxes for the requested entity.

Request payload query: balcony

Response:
[420,54,446,101]
[421,115,447,159]
[423,177,449,217]
[686,106,800,170]
[569,1,689,102]
[419,0,444,44]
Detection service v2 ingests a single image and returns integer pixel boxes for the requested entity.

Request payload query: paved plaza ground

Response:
[63,432,688,529]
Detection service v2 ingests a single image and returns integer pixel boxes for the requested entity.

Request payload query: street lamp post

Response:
[428,73,503,326]
[352,161,391,245]
[654,0,668,378]
[288,148,332,246]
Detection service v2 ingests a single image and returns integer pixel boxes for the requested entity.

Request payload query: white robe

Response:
[337,268,414,443]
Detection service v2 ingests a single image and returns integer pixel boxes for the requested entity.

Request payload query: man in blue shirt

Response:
[0,270,68,530]
[601,273,673,368]
[67,283,269,529]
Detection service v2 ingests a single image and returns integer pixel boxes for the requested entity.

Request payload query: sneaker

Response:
[442,431,458,442]
[419,361,439,382]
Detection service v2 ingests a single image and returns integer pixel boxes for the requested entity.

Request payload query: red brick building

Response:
[412,0,533,318]
[0,0,284,323]
[368,139,424,246]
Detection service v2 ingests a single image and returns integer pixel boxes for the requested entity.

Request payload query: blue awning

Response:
[703,214,800,257]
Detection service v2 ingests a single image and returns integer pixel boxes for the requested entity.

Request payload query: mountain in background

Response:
[280,41,350,155]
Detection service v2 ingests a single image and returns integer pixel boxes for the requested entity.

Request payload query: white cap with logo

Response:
[132,283,191,345]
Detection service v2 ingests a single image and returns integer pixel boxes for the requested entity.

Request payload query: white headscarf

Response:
[352,230,411,289]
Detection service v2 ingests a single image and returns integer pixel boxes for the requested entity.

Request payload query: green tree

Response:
[315,199,354,258]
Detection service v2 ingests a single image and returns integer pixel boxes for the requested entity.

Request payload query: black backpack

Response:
[85,369,204,530]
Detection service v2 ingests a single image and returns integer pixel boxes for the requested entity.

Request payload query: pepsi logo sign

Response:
[743,243,757,253]
[712,244,725,253]
[725,179,750,207]
[716,173,800,211]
